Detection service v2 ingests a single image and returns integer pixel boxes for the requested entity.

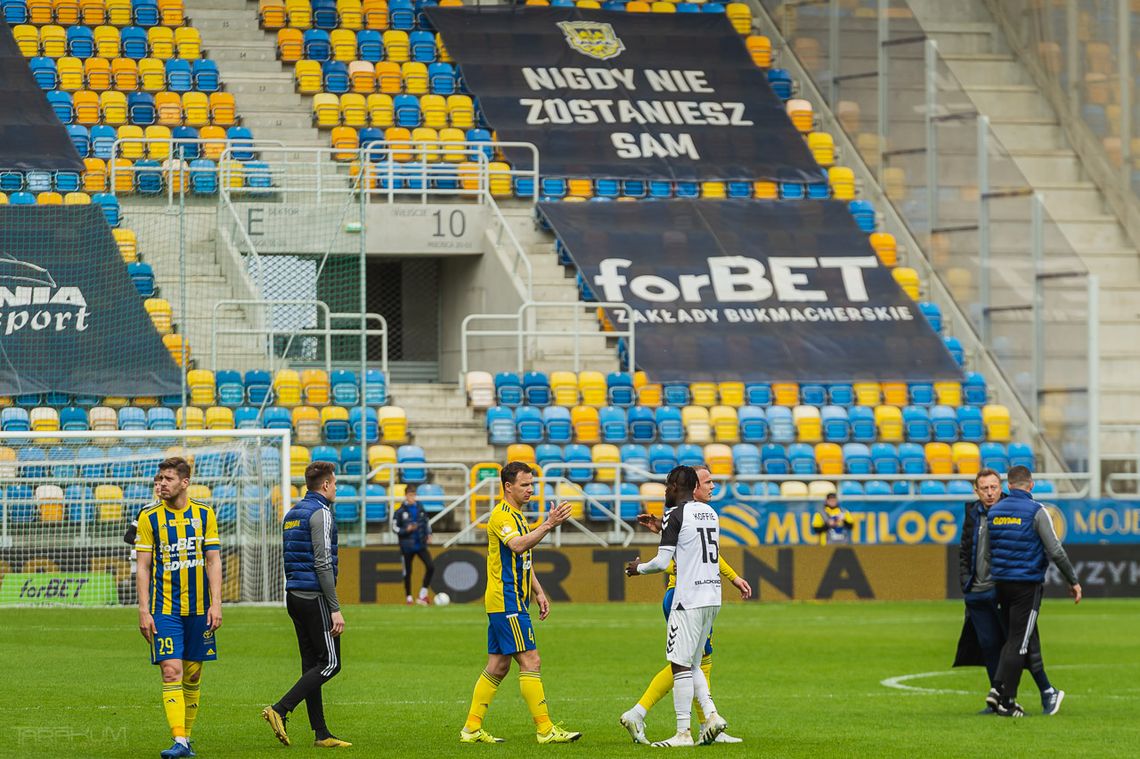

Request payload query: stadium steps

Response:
[902,0,1140,445]
[389,382,497,495]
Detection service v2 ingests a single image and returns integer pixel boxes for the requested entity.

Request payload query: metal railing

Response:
[460,301,636,376]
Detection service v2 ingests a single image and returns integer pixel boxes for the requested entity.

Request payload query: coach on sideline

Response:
[262,461,351,748]
[981,466,1081,718]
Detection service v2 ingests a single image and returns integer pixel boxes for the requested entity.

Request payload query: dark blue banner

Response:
[427,6,824,182]
[540,199,963,382]
[0,206,182,396]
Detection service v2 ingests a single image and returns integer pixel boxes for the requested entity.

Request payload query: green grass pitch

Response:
[2,599,1137,758]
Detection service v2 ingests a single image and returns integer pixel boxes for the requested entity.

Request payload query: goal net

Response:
[0,429,290,607]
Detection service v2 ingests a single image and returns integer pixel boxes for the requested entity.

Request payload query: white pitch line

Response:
[879,670,973,695]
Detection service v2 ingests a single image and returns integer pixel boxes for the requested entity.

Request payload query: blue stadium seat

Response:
[863,480,891,498]
[133,0,160,25]
[732,443,762,475]
[304,29,332,60]
[947,480,974,498]
[903,406,931,442]
[3,0,28,24]
[761,443,789,474]
[789,443,817,475]
[870,443,898,474]
[134,160,163,194]
[166,59,192,92]
[337,445,362,476]
[234,406,260,429]
[600,406,628,444]
[245,369,272,404]
[980,442,1008,472]
[312,0,338,28]
[540,178,567,200]
[663,383,690,406]
[745,383,772,406]
[146,406,176,431]
[214,370,243,406]
[124,483,152,515]
[389,0,415,30]
[563,444,592,482]
[335,484,360,523]
[957,406,984,443]
[349,406,379,443]
[930,405,958,442]
[899,443,926,474]
[677,443,703,468]
[515,406,544,444]
[227,126,255,160]
[172,126,200,159]
[849,406,876,443]
[919,480,947,497]
[918,301,942,333]
[418,483,445,514]
[542,406,572,445]
[357,29,383,62]
[627,406,656,443]
[607,372,635,406]
[30,57,57,90]
[365,484,388,522]
[963,372,987,405]
[843,443,873,474]
[67,27,95,58]
[121,27,148,60]
[779,181,805,200]
[826,384,853,406]
[1008,442,1033,470]
[59,406,88,431]
[767,406,794,444]
[245,161,272,188]
[648,443,677,475]
[909,382,934,406]
[522,371,550,406]
[393,93,420,126]
[397,444,426,483]
[330,370,359,404]
[486,406,515,445]
[262,406,292,430]
[127,262,155,297]
[655,406,684,443]
[738,405,767,442]
[323,60,350,93]
[212,484,237,523]
[7,485,36,522]
[363,369,387,404]
[848,200,876,232]
[494,372,523,406]
[766,68,793,100]
[118,406,147,431]
[323,410,351,444]
[944,336,964,366]
[618,444,649,482]
[583,482,613,521]
[75,446,105,479]
[128,92,157,126]
[410,29,435,62]
[821,405,849,442]
[47,91,74,125]
[535,443,563,471]
[193,59,220,92]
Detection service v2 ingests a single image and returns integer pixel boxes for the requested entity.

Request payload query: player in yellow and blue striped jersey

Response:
[459,461,582,745]
[134,457,222,759]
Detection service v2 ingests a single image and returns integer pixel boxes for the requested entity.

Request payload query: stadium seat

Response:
[952,442,980,474]
[571,405,600,444]
[738,405,767,442]
[761,444,789,475]
[515,405,544,444]
[793,405,821,442]
[599,406,628,444]
[681,405,711,443]
[821,405,849,442]
[541,406,571,445]
[982,404,1011,442]
[899,443,926,474]
[925,442,953,475]
[1008,442,1034,470]
[767,406,794,443]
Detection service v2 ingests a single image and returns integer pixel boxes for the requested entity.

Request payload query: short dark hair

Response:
[501,461,533,486]
[404,484,418,495]
[305,461,336,491]
[975,468,1001,485]
[158,456,191,480]
[664,465,698,510]
[1007,465,1033,488]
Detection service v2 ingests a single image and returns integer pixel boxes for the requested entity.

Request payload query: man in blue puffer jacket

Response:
[980,466,1081,718]
[262,461,350,748]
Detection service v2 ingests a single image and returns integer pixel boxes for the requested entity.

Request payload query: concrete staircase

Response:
[391,382,496,493]
[901,0,1140,454]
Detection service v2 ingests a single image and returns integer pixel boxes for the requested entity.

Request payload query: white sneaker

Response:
[651,729,695,748]
[619,709,649,745]
[715,731,743,743]
[698,713,727,745]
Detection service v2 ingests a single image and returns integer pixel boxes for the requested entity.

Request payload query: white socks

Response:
[672,669,694,732]
[692,665,716,719]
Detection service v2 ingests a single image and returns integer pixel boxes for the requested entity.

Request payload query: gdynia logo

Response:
[0,251,89,335]
[557,21,625,61]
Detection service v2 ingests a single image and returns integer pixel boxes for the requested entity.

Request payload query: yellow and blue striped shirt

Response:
[135,498,220,616]
[484,501,533,614]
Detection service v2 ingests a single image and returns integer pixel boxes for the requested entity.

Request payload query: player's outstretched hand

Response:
[139,609,157,643]
[733,576,753,600]
[537,593,550,621]
[330,611,345,636]
[207,603,223,632]
[547,501,573,527]
[1070,583,1082,604]
[625,558,640,577]
[637,513,662,534]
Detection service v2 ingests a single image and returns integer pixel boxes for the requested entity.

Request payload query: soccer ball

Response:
[433,592,451,607]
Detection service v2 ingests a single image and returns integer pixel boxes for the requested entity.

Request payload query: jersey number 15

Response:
[696,527,719,563]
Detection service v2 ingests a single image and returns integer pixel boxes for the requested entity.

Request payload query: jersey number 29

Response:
[696,527,719,563]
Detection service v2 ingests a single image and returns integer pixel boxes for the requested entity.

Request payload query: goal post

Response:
[0,428,291,607]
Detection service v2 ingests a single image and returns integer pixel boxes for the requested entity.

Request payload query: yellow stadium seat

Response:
[641,482,665,518]
[278,28,303,62]
[690,381,717,407]
[952,442,980,475]
[457,160,480,191]
[149,27,174,60]
[705,443,733,476]
[892,267,919,300]
[869,232,897,267]
[828,166,855,200]
[0,447,15,478]
[718,381,744,407]
[292,406,322,445]
[412,127,439,162]
[383,30,409,62]
[177,406,204,430]
[815,442,843,475]
[384,126,412,160]
[592,443,620,481]
[73,90,100,126]
[12,25,39,58]
[506,443,536,465]
[208,92,236,126]
[347,60,374,93]
[330,28,357,62]
[982,405,1011,442]
[285,0,311,28]
[439,126,465,161]
[772,382,798,407]
[158,0,183,25]
[163,334,190,365]
[187,369,216,405]
[290,445,311,478]
[273,370,302,407]
[854,382,880,406]
[780,481,809,498]
[30,407,61,432]
[566,178,592,199]
[63,191,90,205]
[554,481,586,520]
[551,371,578,406]
[41,25,67,58]
[925,442,953,475]
[753,180,777,199]
[794,405,822,442]
[874,405,903,442]
[154,91,182,126]
[366,93,393,127]
[746,35,772,68]
[808,480,836,499]
[447,94,474,129]
[341,93,369,127]
[145,125,173,160]
[111,57,136,90]
[110,157,133,192]
[807,131,835,167]
[637,382,662,408]
[338,0,362,29]
[488,161,511,197]
[681,405,711,443]
[205,406,235,430]
[260,0,286,29]
[881,382,908,407]
[95,485,125,522]
[105,0,130,24]
[331,125,358,161]
[144,297,173,334]
[571,405,600,444]
[402,61,428,95]
[36,192,63,205]
[934,381,962,407]
[367,443,397,481]
[651,1,675,12]
[363,0,388,29]
[578,371,607,407]
[89,405,118,430]
[80,0,106,25]
[113,228,137,261]
[421,93,447,129]
[59,57,85,91]
[700,181,726,198]
[174,27,201,59]
[373,60,401,94]
[83,158,108,193]
[709,405,739,443]
[626,1,649,11]
[379,405,407,443]
[299,370,330,405]
[726,2,752,34]
[434,31,450,61]
[786,98,813,133]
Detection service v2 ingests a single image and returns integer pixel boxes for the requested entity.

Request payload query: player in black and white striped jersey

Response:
[626,465,728,747]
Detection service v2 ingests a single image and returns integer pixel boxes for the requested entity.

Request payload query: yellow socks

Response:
[161,681,186,739]
[637,663,675,712]
[464,669,502,732]
[518,671,553,734]
[694,655,713,722]
[182,662,202,737]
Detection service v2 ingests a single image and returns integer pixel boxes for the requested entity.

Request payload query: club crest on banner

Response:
[556,21,625,61]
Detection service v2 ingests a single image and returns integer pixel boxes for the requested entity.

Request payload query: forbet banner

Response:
[0,572,118,606]
[0,206,182,396]
[427,7,824,181]
[540,199,963,382]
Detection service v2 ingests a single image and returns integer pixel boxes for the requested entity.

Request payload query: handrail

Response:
[460,300,636,375]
